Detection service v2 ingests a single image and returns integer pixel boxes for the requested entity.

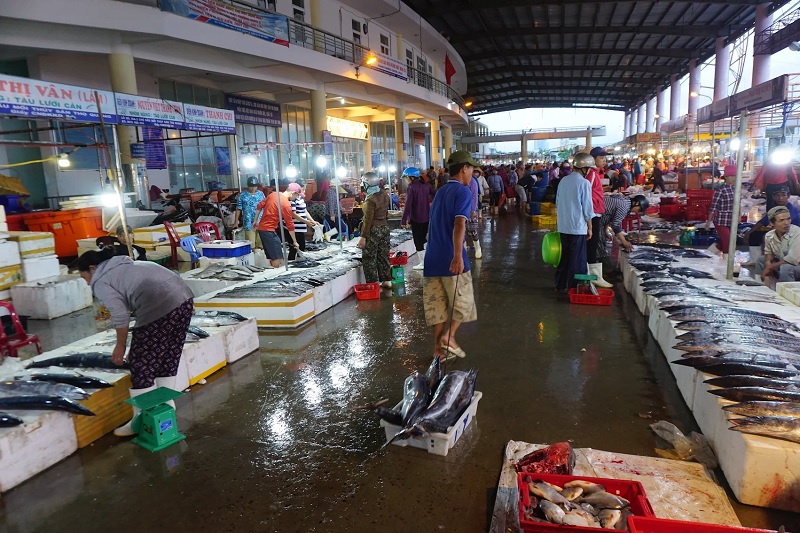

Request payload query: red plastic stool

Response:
[622,212,641,232]
[164,222,181,268]
[0,301,42,358]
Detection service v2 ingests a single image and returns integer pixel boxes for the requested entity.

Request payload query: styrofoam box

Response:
[195,290,316,329]
[5,231,56,258]
[133,221,191,246]
[0,264,22,292]
[154,243,193,262]
[380,391,482,456]
[182,333,226,385]
[21,255,60,282]
[0,240,21,268]
[205,318,259,364]
[0,204,5,222]
[0,411,78,492]
[205,252,255,266]
[10,275,93,320]
[0,222,7,232]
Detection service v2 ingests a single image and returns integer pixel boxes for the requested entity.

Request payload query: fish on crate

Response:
[723,401,800,418]
[0,395,95,416]
[25,353,130,370]
[23,373,112,389]
[0,380,90,400]
[729,416,800,445]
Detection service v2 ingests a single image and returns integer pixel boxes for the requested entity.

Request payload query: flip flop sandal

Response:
[435,352,458,363]
[441,343,467,358]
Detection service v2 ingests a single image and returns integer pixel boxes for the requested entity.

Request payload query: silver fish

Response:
[710,387,800,403]
[729,416,800,445]
[564,480,606,494]
[0,380,89,400]
[561,511,591,527]
[723,401,800,418]
[560,486,584,501]
[538,500,565,525]
[599,509,622,528]
[529,481,570,506]
[579,491,630,509]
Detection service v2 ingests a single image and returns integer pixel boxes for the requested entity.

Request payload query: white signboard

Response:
[115,93,184,128]
[184,103,235,133]
[369,52,409,81]
[0,74,117,123]
[326,116,368,140]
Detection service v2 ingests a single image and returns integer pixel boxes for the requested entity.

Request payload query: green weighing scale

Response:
[574,273,599,295]
[127,387,185,452]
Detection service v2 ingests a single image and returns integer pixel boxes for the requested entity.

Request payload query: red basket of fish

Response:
[568,288,615,306]
[389,251,408,265]
[627,516,778,533]
[518,473,655,532]
[354,283,380,300]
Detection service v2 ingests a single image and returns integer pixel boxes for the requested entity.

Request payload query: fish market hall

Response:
[2,0,800,531]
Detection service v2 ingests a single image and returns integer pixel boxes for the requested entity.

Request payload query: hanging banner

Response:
[0,74,117,123]
[730,75,788,116]
[660,115,688,134]
[142,127,168,170]
[115,94,184,128]
[368,52,408,81]
[184,103,236,133]
[697,97,731,125]
[635,133,661,144]
[224,94,281,127]
[130,143,146,161]
[215,147,231,174]
[160,0,289,47]
[326,116,368,140]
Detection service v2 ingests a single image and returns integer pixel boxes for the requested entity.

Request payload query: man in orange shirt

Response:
[255,188,299,268]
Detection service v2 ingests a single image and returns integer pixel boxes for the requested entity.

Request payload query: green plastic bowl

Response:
[542,231,562,266]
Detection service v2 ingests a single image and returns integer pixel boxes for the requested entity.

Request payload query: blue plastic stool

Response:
[179,235,202,268]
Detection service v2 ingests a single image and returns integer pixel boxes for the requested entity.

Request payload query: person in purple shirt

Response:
[743,185,800,266]
[401,167,431,270]
[466,169,482,259]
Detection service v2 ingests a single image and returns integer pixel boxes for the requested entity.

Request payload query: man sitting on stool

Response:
[755,206,800,286]
[742,186,800,266]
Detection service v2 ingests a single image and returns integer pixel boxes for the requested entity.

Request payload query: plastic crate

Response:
[691,235,719,246]
[532,215,558,231]
[380,391,482,456]
[391,265,405,284]
[22,208,104,257]
[389,251,408,266]
[660,196,679,205]
[687,188,714,201]
[0,195,28,213]
[659,204,685,221]
[354,283,380,300]
[197,240,252,258]
[568,288,615,306]
[540,202,556,216]
[684,206,709,221]
[627,517,775,533]
[518,473,655,532]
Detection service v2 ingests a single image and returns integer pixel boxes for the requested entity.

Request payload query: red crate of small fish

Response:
[518,473,655,531]
[389,251,408,265]
[354,283,380,300]
[627,516,780,533]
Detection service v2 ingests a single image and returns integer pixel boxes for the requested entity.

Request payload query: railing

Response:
[471,126,607,138]
[406,66,464,108]
[754,7,800,55]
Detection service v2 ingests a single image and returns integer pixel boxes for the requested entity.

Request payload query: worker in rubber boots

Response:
[555,152,594,292]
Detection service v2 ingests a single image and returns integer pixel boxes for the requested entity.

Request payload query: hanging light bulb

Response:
[285,164,298,179]
[729,138,741,152]
[57,153,71,168]
[378,164,386,172]
[388,165,396,173]
[241,155,257,169]
[336,166,347,178]
[315,155,328,168]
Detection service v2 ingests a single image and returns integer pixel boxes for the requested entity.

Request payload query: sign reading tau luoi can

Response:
[184,103,236,133]
[115,93,185,129]
[0,74,117,123]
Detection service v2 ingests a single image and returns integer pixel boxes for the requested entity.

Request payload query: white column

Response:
[645,96,655,133]
[623,111,629,139]
[632,107,639,134]
[443,124,453,159]
[638,103,646,134]
[688,59,701,119]
[430,118,441,169]
[521,135,527,163]
[752,3,773,86]
[656,90,666,131]
[670,74,681,120]
[395,106,407,170]
[714,37,731,102]
[309,89,327,177]
[585,129,592,152]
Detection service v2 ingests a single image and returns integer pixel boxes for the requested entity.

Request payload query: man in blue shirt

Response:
[554,152,595,291]
[423,150,479,362]
[234,176,266,249]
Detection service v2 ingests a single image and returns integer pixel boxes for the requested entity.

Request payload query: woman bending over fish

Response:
[77,248,194,437]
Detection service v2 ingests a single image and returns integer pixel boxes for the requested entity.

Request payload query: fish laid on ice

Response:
[729,416,800,445]
[0,412,23,427]
[674,360,800,379]
[0,395,95,416]
[194,263,225,279]
[24,373,112,389]
[723,401,800,418]
[0,380,90,400]
[190,315,240,327]
[187,325,210,338]
[667,267,715,279]
[710,387,800,403]
[26,353,129,370]
[705,375,800,391]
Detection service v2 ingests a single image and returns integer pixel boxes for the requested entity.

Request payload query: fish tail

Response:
[381,426,419,449]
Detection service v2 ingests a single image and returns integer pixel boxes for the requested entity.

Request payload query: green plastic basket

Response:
[541,231,561,266]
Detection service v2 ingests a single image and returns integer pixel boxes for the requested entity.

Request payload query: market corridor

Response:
[0,215,790,532]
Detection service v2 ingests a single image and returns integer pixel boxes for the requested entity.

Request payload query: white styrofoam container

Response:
[182,333,226,385]
[0,411,78,492]
[0,240,21,268]
[204,252,255,266]
[0,204,5,222]
[380,391,482,456]
[10,275,93,319]
[133,222,191,246]
[0,222,7,232]
[21,255,60,282]
[5,231,56,258]
[207,317,259,363]
[195,290,315,329]
[0,264,22,292]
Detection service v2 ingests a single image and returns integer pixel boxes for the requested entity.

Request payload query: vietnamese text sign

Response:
[142,127,167,170]
[224,94,281,127]
[636,132,661,144]
[326,116,368,140]
[697,97,731,124]
[369,52,408,81]
[115,94,184,128]
[184,103,235,133]
[161,0,289,46]
[730,75,788,115]
[0,74,117,123]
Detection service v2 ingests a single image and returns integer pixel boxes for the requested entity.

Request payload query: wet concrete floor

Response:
[1,214,798,532]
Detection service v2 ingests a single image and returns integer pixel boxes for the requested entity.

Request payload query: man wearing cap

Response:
[423,150,478,363]
[555,152,595,291]
[743,186,800,267]
[755,206,800,284]
[283,182,319,260]
[234,176,265,249]
[586,147,608,279]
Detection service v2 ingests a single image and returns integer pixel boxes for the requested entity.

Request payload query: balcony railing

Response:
[406,66,464,108]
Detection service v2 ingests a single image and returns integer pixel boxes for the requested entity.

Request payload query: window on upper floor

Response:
[292,0,305,21]
[380,34,390,55]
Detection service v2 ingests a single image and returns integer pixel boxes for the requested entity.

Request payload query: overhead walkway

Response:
[461,125,606,144]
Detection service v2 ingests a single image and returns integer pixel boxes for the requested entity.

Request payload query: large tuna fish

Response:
[0,395,95,416]
[26,353,129,370]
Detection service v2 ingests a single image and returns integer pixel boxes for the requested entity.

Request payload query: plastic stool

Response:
[622,213,641,232]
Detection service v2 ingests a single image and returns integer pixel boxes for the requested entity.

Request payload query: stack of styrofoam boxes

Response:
[0,230,22,301]
[197,241,253,266]
[5,231,59,282]
[133,222,192,261]
[776,282,800,307]
[10,275,93,319]
[0,204,6,232]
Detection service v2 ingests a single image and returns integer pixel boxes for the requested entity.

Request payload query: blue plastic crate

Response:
[691,235,719,246]
[529,201,541,215]
[199,241,252,257]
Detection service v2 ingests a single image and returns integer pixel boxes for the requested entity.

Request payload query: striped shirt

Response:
[709,184,734,227]
[600,195,632,234]
[291,197,308,231]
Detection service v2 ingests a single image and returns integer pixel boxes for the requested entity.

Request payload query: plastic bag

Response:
[650,421,718,469]
[312,225,324,243]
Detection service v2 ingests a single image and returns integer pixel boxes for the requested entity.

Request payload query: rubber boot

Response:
[380,281,393,289]
[155,375,179,409]
[114,384,156,437]
[475,240,482,259]
[743,246,762,267]
[413,250,425,270]
[588,263,613,288]
[707,243,720,255]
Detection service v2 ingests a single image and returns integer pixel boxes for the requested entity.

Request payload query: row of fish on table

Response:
[0,310,249,428]
[628,247,800,445]
[365,357,478,446]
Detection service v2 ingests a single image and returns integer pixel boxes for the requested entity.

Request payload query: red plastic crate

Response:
[389,251,408,266]
[687,188,714,200]
[628,516,778,533]
[568,288,615,306]
[684,206,709,221]
[660,197,679,205]
[354,283,380,300]
[518,473,655,532]
[659,204,685,221]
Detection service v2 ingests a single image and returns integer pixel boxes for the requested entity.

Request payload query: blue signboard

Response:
[0,74,118,123]
[142,127,168,170]
[224,94,282,127]
[161,0,289,46]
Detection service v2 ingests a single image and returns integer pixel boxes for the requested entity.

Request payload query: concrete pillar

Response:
[688,59,701,119]
[752,3,773,86]
[645,97,655,133]
[632,108,639,135]
[309,89,326,144]
[623,112,629,139]
[309,0,322,51]
[396,34,404,62]
[430,118,440,169]
[108,51,137,167]
[670,74,681,120]
[395,107,407,170]
[714,37,731,102]
[521,135,527,163]
[585,129,592,152]
[656,90,666,131]
[364,131,372,172]
[443,124,453,160]
[638,104,646,134]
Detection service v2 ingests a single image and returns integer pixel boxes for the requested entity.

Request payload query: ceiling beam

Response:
[469,64,678,77]
[467,76,662,92]
[418,0,769,14]
[465,47,695,62]
[470,100,629,114]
